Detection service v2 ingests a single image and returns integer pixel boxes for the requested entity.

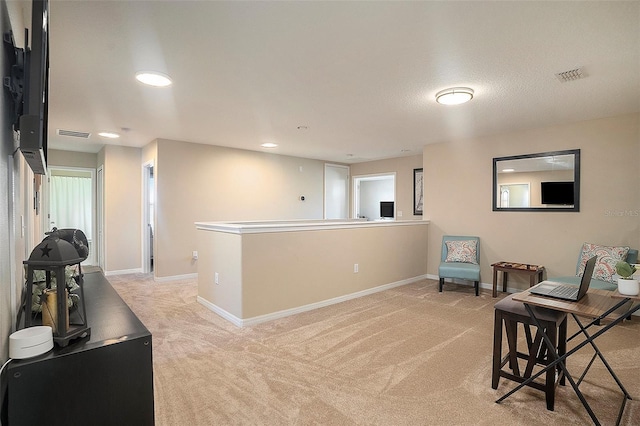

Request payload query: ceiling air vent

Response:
[57,129,91,138]
[555,67,586,83]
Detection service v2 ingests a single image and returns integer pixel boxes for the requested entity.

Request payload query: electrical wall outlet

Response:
[397,210,403,217]
[354,263,359,273]
[215,272,219,285]
[192,251,198,260]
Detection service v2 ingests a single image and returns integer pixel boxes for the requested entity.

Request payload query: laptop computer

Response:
[529,255,597,301]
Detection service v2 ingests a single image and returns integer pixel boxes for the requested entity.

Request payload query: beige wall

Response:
[100,145,143,273]
[424,113,640,291]
[42,114,638,286]
[350,154,424,220]
[242,224,427,318]
[46,142,423,281]
[142,140,157,165]
[48,149,97,169]
[1,1,19,359]
[197,222,428,321]
[197,231,243,317]
[155,139,326,278]
[14,156,33,295]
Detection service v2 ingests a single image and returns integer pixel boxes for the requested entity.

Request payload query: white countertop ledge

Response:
[195,219,429,234]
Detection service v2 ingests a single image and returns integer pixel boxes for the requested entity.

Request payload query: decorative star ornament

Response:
[39,244,52,258]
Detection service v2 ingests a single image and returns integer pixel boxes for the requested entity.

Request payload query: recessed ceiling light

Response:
[502,168,515,172]
[98,132,120,139]
[261,143,278,148]
[135,71,172,87]
[435,87,474,105]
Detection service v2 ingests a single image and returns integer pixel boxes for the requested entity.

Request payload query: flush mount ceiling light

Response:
[261,142,278,148]
[98,132,120,139]
[135,71,172,87]
[435,87,474,105]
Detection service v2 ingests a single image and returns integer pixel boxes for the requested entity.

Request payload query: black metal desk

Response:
[497,288,640,426]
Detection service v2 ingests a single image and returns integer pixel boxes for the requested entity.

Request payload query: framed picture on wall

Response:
[413,168,423,215]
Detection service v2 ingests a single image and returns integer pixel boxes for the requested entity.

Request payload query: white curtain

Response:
[50,175,92,240]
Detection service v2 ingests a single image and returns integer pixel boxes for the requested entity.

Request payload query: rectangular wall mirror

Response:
[493,149,580,212]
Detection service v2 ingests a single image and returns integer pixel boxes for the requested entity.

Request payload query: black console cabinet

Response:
[5,272,154,425]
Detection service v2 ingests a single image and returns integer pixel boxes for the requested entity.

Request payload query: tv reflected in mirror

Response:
[541,181,574,205]
[493,149,580,212]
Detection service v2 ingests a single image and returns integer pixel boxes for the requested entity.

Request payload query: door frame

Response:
[323,163,350,219]
[97,165,105,270]
[142,161,155,274]
[352,172,396,220]
[44,165,97,265]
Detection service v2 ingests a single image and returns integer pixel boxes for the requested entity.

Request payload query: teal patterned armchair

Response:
[438,236,481,296]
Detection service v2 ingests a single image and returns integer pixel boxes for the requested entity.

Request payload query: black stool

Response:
[492,293,567,410]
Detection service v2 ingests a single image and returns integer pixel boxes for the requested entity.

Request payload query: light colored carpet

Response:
[81,265,103,274]
[107,275,640,425]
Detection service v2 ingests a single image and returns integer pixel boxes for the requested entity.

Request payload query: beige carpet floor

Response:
[107,274,640,425]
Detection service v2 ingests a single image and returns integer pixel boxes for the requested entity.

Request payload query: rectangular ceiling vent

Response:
[57,129,91,138]
[555,67,586,83]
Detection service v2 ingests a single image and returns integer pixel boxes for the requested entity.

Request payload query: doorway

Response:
[499,183,530,208]
[353,173,396,220]
[97,166,104,270]
[324,164,350,219]
[142,162,155,274]
[45,166,96,265]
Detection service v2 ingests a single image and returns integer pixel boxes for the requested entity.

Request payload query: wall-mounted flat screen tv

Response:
[5,0,49,175]
[380,201,394,218]
[541,182,574,205]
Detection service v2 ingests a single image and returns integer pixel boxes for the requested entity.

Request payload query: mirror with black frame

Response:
[493,149,580,212]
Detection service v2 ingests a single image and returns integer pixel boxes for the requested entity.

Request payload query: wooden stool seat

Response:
[492,293,567,411]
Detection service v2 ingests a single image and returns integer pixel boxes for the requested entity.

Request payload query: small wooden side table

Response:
[491,262,544,298]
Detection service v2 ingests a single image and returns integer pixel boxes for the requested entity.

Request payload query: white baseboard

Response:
[104,268,143,276]
[199,274,429,327]
[103,269,198,283]
[154,273,198,283]
[197,297,243,327]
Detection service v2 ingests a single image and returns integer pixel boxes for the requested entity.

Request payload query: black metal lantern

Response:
[21,228,91,347]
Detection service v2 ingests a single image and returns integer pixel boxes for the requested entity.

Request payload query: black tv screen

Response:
[541,182,574,205]
[380,201,394,218]
[18,0,49,175]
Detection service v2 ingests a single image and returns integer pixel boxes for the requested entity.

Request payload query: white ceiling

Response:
[33,1,640,163]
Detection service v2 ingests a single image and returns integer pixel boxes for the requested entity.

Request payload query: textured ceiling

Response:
[30,1,640,163]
